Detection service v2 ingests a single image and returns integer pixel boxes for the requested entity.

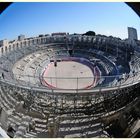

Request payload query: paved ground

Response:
[42,61,94,89]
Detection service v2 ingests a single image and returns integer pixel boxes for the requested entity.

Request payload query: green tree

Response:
[83,31,96,36]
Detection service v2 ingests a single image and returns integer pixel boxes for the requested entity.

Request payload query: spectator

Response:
[1,73,4,79]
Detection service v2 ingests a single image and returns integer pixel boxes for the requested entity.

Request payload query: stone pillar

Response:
[47,117,60,138]
[0,109,13,130]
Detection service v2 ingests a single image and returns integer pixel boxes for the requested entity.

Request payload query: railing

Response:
[0,71,140,94]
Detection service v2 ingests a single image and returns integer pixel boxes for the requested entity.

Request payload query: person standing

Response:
[1,73,4,79]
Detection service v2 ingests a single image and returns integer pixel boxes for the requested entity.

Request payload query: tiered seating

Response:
[0,39,139,139]
[14,116,32,138]
[0,86,18,111]
[98,61,110,75]
[130,55,140,73]
[57,115,105,138]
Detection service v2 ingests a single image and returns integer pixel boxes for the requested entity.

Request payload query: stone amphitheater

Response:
[0,34,140,138]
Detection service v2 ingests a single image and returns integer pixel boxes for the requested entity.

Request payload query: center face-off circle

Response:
[42,60,95,89]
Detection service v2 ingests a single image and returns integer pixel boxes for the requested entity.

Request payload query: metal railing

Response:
[0,71,140,94]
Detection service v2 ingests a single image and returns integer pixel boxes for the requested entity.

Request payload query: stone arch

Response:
[5,46,8,53]
[13,44,15,51]
[9,45,11,52]
[1,47,4,54]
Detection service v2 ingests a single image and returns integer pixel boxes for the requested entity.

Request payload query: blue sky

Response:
[0,2,140,40]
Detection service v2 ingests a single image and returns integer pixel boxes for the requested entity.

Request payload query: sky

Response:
[0,2,140,40]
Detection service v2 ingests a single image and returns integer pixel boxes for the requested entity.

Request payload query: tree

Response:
[82,31,96,36]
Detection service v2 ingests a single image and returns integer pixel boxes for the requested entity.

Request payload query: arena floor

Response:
[42,61,94,89]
